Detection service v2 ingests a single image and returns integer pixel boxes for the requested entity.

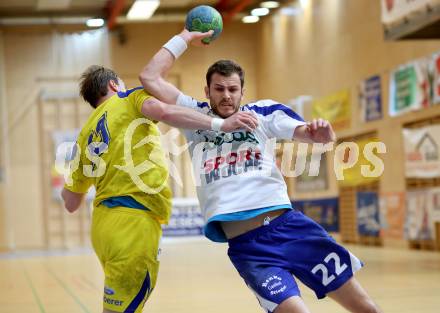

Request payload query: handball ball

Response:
[185,5,223,44]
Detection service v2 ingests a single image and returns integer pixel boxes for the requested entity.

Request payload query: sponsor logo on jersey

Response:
[103,296,124,306]
[197,130,259,149]
[104,286,115,295]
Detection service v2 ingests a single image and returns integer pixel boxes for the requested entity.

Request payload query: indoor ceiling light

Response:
[86,18,104,27]
[300,0,310,8]
[251,8,270,16]
[127,0,160,20]
[280,6,303,16]
[260,1,280,9]
[242,15,260,23]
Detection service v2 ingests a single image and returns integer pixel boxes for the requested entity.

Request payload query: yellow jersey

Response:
[64,87,172,224]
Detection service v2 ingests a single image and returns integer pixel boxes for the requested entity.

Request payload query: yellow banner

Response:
[312,90,351,131]
[337,137,382,187]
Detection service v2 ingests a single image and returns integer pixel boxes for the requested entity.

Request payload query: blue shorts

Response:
[227,210,363,313]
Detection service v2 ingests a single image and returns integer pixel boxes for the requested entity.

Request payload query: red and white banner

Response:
[428,188,440,228]
[430,51,440,104]
[406,188,440,240]
[381,0,434,25]
[402,124,440,178]
[406,190,433,240]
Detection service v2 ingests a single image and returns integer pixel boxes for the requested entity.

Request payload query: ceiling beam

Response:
[215,0,254,23]
[106,0,127,30]
[36,0,71,11]
[215,0,232,12]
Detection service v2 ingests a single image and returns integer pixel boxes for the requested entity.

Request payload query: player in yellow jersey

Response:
[61,60,258,312]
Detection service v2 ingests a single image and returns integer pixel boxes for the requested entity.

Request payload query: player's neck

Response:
[96,91,116,107]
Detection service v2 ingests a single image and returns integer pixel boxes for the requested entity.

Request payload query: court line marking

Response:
[0,247,93,259]
[23,267,47,313]
[45,264,92,313]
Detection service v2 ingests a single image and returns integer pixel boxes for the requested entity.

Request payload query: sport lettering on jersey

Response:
[204,148,263,184]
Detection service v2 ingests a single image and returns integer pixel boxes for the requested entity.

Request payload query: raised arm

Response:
[293,118,336,143]
[139,29,212,104]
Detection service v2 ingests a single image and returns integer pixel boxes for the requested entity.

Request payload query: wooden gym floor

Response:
[1,238,440,313]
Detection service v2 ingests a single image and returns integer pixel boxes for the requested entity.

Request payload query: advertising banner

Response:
[427,188,440,231]
[357,191,381,237]
[163,198,204,236]
[295,153,329,192]
[312,90,351,130]
[389,59,430,116]
[359,75,382,122]
[406,190,433,240]
[381,0,432,25]
[337,137,383,187]
[430,51,440,104]
[292,198,339,232]
[379,192,405,239]
[402,124,440,178]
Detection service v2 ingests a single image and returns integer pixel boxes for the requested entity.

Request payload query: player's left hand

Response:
[222,112,259,132]
[179,29,214,47]
[306,118,336,143]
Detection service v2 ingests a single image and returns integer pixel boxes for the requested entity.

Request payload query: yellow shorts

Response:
[91,205,162,313]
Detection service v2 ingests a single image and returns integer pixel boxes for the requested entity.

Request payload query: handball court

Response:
[1,238,440,313]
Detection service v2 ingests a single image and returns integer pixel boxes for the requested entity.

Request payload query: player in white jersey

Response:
[139,29,382,313]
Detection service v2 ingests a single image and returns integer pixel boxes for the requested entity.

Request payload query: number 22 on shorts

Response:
[311,252,348,286]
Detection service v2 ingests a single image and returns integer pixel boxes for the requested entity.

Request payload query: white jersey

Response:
[177,93,307,225]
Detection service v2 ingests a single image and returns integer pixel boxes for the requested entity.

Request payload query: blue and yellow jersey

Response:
[64,87,172,224]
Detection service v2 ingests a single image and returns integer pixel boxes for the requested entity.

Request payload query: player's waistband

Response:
[94,203,166,223]
[227,209,296,245]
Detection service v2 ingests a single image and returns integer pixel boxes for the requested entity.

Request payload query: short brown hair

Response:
[206,60,244,88]
[79,65,119,108]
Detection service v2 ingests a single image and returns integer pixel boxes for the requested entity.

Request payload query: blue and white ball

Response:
[185,5,223,44]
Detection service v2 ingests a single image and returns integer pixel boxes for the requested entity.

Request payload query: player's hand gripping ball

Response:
[185,5,223,44]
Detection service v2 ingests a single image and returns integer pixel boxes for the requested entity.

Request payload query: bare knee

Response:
[274,296,311,313]
[328,277,382,313]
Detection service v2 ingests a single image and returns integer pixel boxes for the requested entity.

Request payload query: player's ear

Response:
[240,87,245,100]
[109,79,119,92]
[204,85,210,99]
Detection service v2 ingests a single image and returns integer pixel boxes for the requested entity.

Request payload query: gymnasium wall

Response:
[1,1,439,250]
[0,22,259,249]
[0,29,7,250]
[257,0,440,199]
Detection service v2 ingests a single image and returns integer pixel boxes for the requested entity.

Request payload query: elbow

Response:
[142,98,176,124]
[64,202,79,213]
[139,74,159,96]
[138,73,150,89]
[61,189,80,213]
[63,196,80,213]
[138,67,156,87]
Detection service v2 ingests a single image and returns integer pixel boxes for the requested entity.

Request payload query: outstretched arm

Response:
[141,97,258,132]
[139,29,212,104]
[294,118,336,143]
